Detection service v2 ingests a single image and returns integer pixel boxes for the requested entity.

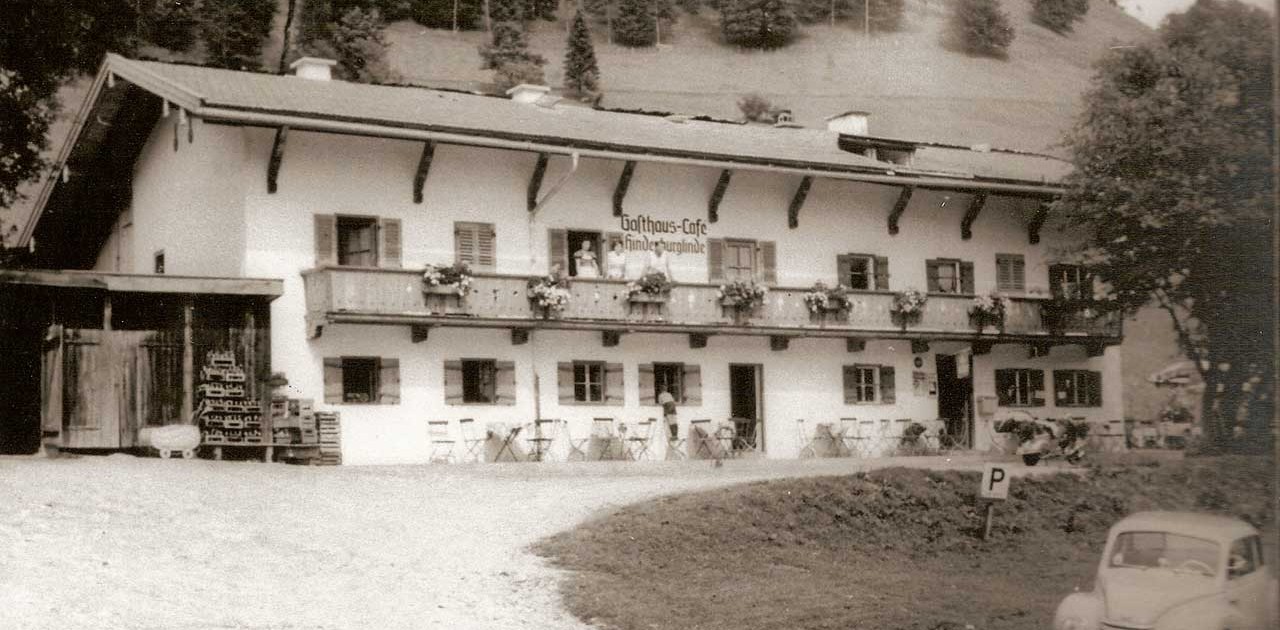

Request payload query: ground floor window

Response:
[995,368,1045,407]
[1054,370,1101,407]
[323,357,400,404]
[842,364,896,404]
[444,359,516,405]
[463,359,496,403]
[574,361,604,402]
[639,362,702,405]
[557,362,624,405]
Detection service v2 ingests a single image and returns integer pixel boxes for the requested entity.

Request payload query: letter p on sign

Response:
[980,463,1010,500]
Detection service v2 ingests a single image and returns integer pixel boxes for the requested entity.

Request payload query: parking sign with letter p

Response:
[980,463,1010,500]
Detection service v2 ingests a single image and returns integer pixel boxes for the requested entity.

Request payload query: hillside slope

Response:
[386,0,1152,151]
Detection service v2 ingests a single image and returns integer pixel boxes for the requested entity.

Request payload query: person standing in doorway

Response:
[659,387,678,440]
[573,240,599,278]
[606,240,627,280]
[645,242,673,280]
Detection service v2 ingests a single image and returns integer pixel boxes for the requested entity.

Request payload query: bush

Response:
[947,0,1015,58]
[1031,0,1088,34]
[737,92,774,121]
[494,60,546,91]
[146,0,199,51]
[326,7,396,83]
[720,0,797,49]
[198,0,277,70]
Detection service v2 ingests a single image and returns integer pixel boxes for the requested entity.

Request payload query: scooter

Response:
[1016,418,1087,466]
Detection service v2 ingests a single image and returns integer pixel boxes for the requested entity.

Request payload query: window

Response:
[1054,370,1102,407]
[558,362,623,405]
[337,216,378,267]
[995,254,1025,292]
[1050,264,1089,300]
[995,368,1045,407]
[455,222,496,271]
[843,364,896,404]
[154,250,165,274]
[1110,532,1219,570]
[708,239,777,284]
[1228,537,1260,580]
[654,363,684,401]
[926,259,974,294]
[639,362,702,405]
[574,362,605,402]
[323,357,400,404]
[838,254,889,291]
[462,359,497,403]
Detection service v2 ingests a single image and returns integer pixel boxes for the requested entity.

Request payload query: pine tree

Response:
[523,0,559,20]
[563,10,601,100]
[199,0,277,70]
[947,0,1015,58]
[720,0,797,49]
[328,7,397,82]
[613,0,658,47]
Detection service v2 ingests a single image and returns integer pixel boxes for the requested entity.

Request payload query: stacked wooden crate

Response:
[316,411,342,466]
[270,398,318,446]
[198,351,263,446]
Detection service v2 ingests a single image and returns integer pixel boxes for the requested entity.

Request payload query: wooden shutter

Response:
[873,256,889,290]
[314,214,337,266]
[683,364,702,405]
[548,228,569,275]
[495,361,516,405]
[759,241,777,284]
[455,222,477,266]
[638,363,656,405]
[1029,369,1046,407]
[1054,370,1070,405]
[960,261,975,294]
[378,358,400,404]
[842,365,856,404]
[707,239,725,282]
[995,369,1014,406]
[837,255,853,288]
[878,365,895,404]
[323,357,343,403]
[1087,371,1102,407]
[379,218,402,269]
[996,254,1025,291]
[477,223,496,270]
[557,362,574,404]
[925,259,941,292]
[604,363,624,406]
[444,360,464,405]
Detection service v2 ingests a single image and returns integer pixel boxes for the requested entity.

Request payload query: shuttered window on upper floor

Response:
[314,214,401,268]
[837,254,889,291]
[706,239,776,284]
[995,254,1026,292]
[926,258,974,294]
[454,221,496,271]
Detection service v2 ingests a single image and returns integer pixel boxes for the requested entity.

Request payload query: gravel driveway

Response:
[1,453,1027,630]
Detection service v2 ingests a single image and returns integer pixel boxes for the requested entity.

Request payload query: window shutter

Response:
[837,255,853,288]
[379,218,402,269]
[378,358,400,404]
[683,364,702,405]
[323,357,343,404]
[443,360,464,405]
[557,362,574,404]
[1012,257,1025,291]
[454,223,477,266]
[1088,371,1102,407]
[759,241,777,284]
[842,366,856,404]
[873,256,889,290]
[925,260,941,292]
[638,364,656,405]
[314,214,337,266]
[996,256,1013,291]
[477,224,496,270]
[495,361,516,405]
[995,369,1014,406]
[1030,369,1046,407]
[604,363,624,406]
[1054,370,1069,405]
[707,239,725,282]
[548,228,569,275]
[960,261,975,294]
[878,365,895,404]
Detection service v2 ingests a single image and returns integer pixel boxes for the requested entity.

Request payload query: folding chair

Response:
[796,419,817,459]
[458,418,484,462]
[838,417,861,457]
[856,419,878,457]
[689,418,715,459]
[592,417,618,460]
[665,418,686,460]
[730,417,759,454]
[427,420,456,464]
[563,420,590,461]
[715,421,738,458]
[525,418,559,462]
[890,418,913,454]
[493,423,524,462]
[624,419,655,461]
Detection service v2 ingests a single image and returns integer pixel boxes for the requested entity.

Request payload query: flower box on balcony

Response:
[628,293,668,304]
[423,284,466,296]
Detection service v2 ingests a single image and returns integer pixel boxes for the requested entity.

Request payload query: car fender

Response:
[1153,595,1231,630]
[1054,591,1102,630]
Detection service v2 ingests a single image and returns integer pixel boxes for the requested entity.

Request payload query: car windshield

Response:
[1109,531,1220,576]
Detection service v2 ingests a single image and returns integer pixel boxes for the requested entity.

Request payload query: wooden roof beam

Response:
[612,160,636,217]
[960,191,987,240]
[1028,200,1050,244]
[412,140,436,204]
[887,185,913,235]
[787,176,813,229]
[526,152,549,213]
[267,125,288,194]
[708,169,732,224]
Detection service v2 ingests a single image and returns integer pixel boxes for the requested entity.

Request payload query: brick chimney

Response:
[289,57,338,81]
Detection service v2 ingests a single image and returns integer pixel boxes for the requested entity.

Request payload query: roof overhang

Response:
[0,269,284,299]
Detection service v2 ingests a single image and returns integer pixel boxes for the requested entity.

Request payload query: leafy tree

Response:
[736,92,774,121]
[325,7,397,82]
[1030,0,1088,34]
[720,0,797,49]
[1056,0,1274,452]
[946,0,1014,58]
[147,0,200,51]
[563,10,601,101]
[199,0,277,70]
[613,0,676,46]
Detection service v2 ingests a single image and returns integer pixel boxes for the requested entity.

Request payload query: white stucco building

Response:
[12,55,1123,464]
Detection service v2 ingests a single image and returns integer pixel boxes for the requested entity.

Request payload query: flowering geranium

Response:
[717,279,768,310]
[969,290,1013,328]
[803,281,852,314]
[527,270,572,313]
[423,262,473,297]
[626,271,673,297]
[889,288,928,317]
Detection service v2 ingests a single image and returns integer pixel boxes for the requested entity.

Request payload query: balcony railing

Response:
[302,267,1121,341]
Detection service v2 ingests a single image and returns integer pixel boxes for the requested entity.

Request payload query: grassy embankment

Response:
[536,456,1275,630]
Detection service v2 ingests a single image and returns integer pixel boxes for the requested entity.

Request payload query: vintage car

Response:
[1054,511,1278,630]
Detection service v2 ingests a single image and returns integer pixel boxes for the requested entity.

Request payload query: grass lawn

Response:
[535,456,1275,630]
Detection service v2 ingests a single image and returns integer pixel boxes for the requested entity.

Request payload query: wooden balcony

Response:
[302,267,1122,344]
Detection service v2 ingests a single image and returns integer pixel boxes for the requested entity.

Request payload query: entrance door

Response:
[729,364,763,452]
[58,329,181,449]
[935,354,973,448]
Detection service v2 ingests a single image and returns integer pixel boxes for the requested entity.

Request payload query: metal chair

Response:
[563,420,590,461]
[592,417,619,460]
[838,417,861,457]
[526,418,559,462]
[624,419,655,461]
[689,418,716,459]
[716,421,738,457]
[458,418,484,462]
[890,418,913,454]
[729,417,759,454]
[427,420,456,464]
[493,423,524,462]
[796,419,817,459]
[855,419,878,457]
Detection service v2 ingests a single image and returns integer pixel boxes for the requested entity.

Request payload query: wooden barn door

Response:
[40,325,63,445]
[60,330,170,449]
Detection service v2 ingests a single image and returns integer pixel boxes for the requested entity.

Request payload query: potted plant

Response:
[803,281,853,314]
[422,262,474,297]
[717,279,768,309]
[626,271,673,303]
[969,290,1012,331]
[527,269,571,318]
[889,288,928,328]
